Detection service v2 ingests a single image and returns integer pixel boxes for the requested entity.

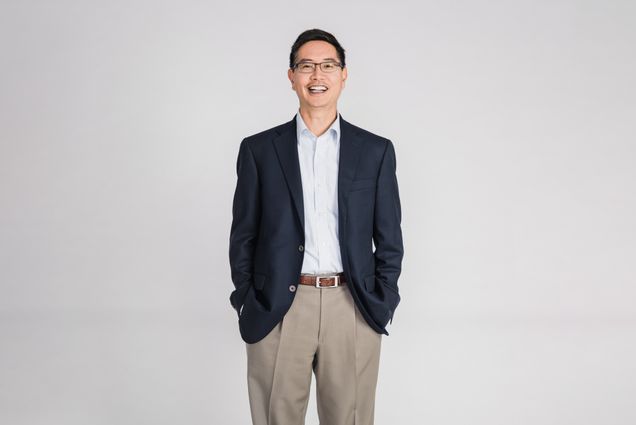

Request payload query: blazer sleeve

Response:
[373,139,404,323]
[228,138,261,316]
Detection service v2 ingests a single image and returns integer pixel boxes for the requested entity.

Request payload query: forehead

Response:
[296,40,338,61]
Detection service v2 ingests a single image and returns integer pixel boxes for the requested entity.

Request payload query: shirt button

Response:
[298,245,304,251]
[289,285,297,292]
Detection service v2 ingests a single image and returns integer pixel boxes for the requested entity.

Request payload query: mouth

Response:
[307,84,328,95]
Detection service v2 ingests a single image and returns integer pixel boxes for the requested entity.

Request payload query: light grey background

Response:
[1,0,635,424]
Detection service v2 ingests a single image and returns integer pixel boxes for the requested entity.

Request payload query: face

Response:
[288,40,347,112]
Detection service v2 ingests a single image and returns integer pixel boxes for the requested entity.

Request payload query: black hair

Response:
[289,28,346,69]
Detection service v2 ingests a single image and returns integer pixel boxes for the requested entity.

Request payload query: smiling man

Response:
[229,28,404,425]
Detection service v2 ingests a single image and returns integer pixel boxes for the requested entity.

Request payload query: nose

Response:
[310,70,324,81]
[310,65,325,77]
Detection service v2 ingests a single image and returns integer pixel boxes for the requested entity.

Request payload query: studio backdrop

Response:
[1,1,634,424]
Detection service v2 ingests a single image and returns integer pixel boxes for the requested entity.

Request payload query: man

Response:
[229,28,403,425]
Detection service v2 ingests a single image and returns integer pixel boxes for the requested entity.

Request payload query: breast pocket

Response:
[349,178,376,192]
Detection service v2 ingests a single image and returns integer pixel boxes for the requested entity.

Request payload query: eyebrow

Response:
[297,58,339,63]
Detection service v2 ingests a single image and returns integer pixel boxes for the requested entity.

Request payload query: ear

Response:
[288,68,294,86]
[342,67,348,86]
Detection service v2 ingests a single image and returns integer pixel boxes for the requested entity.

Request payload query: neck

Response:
[299,106,338,137]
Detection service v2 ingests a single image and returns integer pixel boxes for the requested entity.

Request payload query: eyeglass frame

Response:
[291,60,345,73]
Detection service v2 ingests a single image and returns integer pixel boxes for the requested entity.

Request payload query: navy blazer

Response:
[229,114,403,344]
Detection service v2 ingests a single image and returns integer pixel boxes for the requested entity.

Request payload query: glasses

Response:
[292,61,343,73]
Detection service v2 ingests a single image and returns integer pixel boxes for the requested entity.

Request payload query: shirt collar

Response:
[296,110,340,143]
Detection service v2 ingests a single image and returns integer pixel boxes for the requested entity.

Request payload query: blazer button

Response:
[289,285,297,292]
[298,245,304,252]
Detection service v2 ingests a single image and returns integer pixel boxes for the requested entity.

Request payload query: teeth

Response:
[309,85,327,92]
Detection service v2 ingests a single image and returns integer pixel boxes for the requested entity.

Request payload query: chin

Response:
[306,99,330,107]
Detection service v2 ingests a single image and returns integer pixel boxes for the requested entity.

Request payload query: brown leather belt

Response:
[299,273,347,288]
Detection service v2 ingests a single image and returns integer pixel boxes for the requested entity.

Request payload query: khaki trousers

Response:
[246,282,382,425]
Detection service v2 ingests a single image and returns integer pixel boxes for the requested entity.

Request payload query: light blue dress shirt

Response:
[296,110,344,275]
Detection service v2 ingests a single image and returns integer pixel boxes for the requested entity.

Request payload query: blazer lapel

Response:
[272,116,305,232]
[338,115,364,204]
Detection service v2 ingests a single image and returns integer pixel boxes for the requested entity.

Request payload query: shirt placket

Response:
[314,133,328,273]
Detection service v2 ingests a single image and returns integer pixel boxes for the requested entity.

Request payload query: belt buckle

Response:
[315,274,339,288]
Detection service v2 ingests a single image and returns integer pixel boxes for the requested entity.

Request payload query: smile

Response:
[308,85,328,94]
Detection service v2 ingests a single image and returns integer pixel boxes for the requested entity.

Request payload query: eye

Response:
[298,63,314,71]
[323,63,336,70]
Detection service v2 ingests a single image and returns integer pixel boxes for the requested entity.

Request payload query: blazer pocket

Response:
[230,280,251,314]
[253,272,268,290]
[349,178,376,192]
[381,281,400,297]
